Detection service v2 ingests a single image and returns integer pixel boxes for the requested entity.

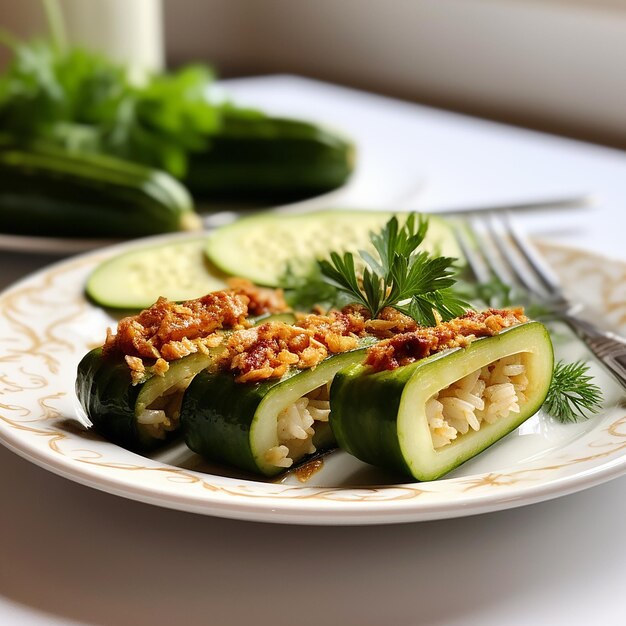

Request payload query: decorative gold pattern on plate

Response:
[0,238,625,515]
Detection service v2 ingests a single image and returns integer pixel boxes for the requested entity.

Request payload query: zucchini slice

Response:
[86,237,228,309]
[204,210,460,287]
[180,348,368,476]
[76,348,217,452]
[329,322,554,481]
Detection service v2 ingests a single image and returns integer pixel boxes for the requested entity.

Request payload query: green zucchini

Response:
[330,322,554,481]
[180,348,369,476]
[86,237,228,310]
[76,348,217,452]
[75,313,296,451]
[185,113,355,204]
[205,209,460,287]
[0,144,200,237]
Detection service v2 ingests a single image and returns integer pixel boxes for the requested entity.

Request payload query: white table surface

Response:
[1,75,626,626]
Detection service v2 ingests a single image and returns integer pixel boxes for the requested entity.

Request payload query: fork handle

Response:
[563,314,626,389]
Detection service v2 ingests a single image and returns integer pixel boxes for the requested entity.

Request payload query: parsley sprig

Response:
[318,213,470,326]
[544,360,603,423]
[0,0,225,178]
[0,37,221,177]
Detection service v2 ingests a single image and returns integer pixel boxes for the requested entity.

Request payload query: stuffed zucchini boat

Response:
[76,282,294,452]
[180,346,370,476]
[76,349,218,451]
[330,320,554,481]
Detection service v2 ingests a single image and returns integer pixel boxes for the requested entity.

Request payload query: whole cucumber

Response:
[0,145,200,237]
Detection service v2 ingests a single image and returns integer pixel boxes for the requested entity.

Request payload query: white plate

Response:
[0,187,356,255]
[0,232,123,255]
[0,233,625,525]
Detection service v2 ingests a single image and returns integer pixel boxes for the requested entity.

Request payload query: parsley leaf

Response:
[318,213,470,325]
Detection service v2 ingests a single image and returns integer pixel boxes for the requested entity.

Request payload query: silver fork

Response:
[453,212,626,390]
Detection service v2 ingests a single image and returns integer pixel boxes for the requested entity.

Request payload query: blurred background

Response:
[1,0,625,149]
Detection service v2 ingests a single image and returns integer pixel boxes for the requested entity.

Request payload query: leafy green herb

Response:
[0,35,221,176]
[454,274,513,308]
[544,360,603,423]
[318,214,470,325]
[281,263,344,311]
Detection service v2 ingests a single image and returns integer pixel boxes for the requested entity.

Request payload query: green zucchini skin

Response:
[331,363,415,475]
[0,145,199,237]
[181,369,270,474]
[185,114,355,203]
[330,322,554,481]
[181,349,368,476]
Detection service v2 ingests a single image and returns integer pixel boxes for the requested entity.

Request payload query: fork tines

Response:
[452,212,567,307]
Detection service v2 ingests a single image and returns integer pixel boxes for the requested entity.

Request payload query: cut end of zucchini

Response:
[251,350,370,476]
[135,352,218,441]
[76,347,223,452]
[262,383,331,470]
[426,352,531,450]
[181,348,368,477]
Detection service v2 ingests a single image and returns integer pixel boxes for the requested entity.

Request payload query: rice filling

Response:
[426,353,529,449]
[136,377,194,439]
[265,384,331,468]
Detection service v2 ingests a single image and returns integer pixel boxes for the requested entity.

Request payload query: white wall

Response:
[0,0,624,145]
[164,0,626,146]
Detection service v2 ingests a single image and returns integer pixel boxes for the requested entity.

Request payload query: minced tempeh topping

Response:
[104,291,248,361]
[295,307,366,352]
[221,305,424,383]
[365,308,528,371]
[264,384,331,468]
[427,353,529,449]
[362,306,419,337]
[226,277,289,317]
[219,321,329,383]
[103,280,289,384]
[220,307,374,383]
[105,279,528,389]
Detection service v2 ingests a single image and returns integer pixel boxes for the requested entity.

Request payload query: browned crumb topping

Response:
[124,355,170,385]
[227,277,289,316]
[103,290,251,363]
[365,308,528,371]
[295,307,367,353]
[220,306,377,383]
[219,321,328,383]
[104,280,529,386]
[363,306,418,337]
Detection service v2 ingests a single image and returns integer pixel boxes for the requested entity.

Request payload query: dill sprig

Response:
[318,213,470,326]
[544,360,603,423]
